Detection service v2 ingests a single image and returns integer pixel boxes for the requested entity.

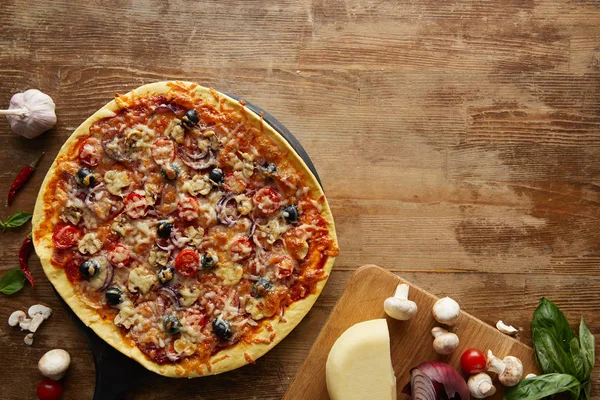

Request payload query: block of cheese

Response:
[326,319,396,400]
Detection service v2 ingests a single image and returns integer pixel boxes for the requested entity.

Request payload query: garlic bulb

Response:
[0,89,57,139]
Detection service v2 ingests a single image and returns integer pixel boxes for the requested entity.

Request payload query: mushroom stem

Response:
[431,326,448,338]
[0,108,28,116]
[394,283,409,300]
[486,350,506,375]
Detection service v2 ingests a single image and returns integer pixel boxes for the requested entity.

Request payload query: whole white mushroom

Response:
[38,349,71,381]
[432,297,461,326]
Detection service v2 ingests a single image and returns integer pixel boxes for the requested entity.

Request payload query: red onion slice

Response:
[153,104,177,115]
[155,238,174,252]
[179,146,208,160]
[216,194,239,226]
[159,286,181,308]
[96,263,114,292]
[178,147,216,170]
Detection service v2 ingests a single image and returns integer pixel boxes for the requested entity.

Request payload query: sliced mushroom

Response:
[8,310,28,327]
[24,333,34,346]
[28,304,52,320]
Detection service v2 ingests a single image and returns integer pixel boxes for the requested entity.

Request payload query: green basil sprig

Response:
[0,269,26,295]
[0,211,32,231]
[505,298,595,400]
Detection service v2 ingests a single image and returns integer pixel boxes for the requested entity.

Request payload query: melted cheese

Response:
[78,232,103,255]
[127,267,157,294]
[104,170,131,196]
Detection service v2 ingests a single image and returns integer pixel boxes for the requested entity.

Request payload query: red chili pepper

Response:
[19,234,35,286]
[7,153,44,206]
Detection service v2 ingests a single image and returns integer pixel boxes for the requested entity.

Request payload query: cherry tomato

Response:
[230,236,253,261]
[151,138,176,166]
[52,225,80,249]
[107,244,131,268]
[252,188,281,215]
[460,348,487,374]
[174,249,200,278]
[78,137,102,167]
[177,196,199,222]
[36,378,63,400]
[124,193,147,219]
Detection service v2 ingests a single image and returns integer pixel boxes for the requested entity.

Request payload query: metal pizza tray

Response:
[55,94,322,400]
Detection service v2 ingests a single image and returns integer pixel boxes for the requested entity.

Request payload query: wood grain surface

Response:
[284,265,540,400]
[0,0,599,399]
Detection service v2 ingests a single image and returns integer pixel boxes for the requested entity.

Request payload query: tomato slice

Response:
[124,193,147,219]
[252,188,281,215]
[230,236,253,261]
[52,225,80,249]
[151,138,176,166]
[177,196,199,222]
[174,249,200,278]
[78,137,102,167]
[36,378,63,400]
[107,244,131,268]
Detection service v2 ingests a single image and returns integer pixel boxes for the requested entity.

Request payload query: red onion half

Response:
[402,361,470,400]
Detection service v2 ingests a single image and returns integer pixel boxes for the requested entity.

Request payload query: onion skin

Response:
[402,361,470,400]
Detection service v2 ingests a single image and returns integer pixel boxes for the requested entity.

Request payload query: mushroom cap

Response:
[499,356,523,387]
[432,297,461,325]
[38,349,71,380]
[8,310,27,326]
[468,373,496,398]
[384,297,417,320]
[432,332,459,355]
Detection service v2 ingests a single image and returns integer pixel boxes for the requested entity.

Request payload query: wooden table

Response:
[1,1,598,399]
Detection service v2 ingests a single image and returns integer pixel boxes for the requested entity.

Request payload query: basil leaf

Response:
[579,317,595,380]
[504,374,580,400]
[570,337,586,381]
[533,327,576,376]
[580,380,590,400]
[0,269,26,295]
[2,211,32,229]
[532,297,574,353]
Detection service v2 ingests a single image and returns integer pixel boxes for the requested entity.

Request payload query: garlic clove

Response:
[2,89,57,139]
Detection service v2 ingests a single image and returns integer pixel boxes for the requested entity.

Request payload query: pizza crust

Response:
[32,81,338,378]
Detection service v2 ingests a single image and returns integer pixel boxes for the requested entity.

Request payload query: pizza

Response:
[32,81,339,377]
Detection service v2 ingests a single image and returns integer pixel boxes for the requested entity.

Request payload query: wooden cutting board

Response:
[283,265,540,400]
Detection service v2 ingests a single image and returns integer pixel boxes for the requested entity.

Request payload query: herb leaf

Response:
[0,269,26,295]
[579,318,595,380]
[1,211,33,230]
[533,327,577,375]
[504,374,581,400]
[580,380,591,400]
[570,337,586,381]
[532,297,575,353]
